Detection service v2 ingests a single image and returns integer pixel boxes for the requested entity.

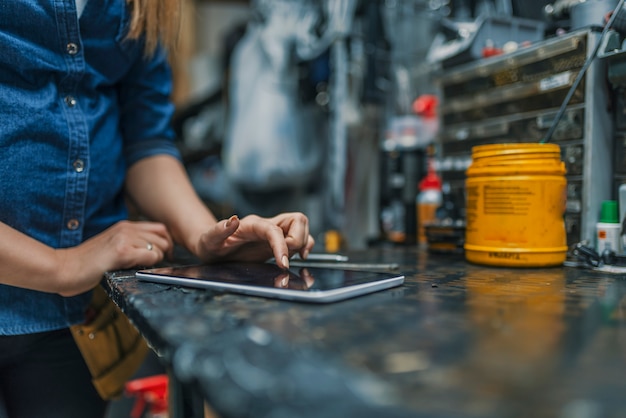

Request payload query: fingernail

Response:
[282,255,289,269]
[225,215,238,228]
[281,276,288,287]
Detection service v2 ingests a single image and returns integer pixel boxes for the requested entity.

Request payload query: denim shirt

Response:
[0,0,181,335]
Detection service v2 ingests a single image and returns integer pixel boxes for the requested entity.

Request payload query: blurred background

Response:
[167,0,624,253]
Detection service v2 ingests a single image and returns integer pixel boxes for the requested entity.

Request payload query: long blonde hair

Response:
[125,0,180,56]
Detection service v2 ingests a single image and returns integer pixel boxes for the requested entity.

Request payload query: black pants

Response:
[0,328,108,418]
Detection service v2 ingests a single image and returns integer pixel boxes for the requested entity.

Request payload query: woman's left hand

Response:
[193,212,315,269]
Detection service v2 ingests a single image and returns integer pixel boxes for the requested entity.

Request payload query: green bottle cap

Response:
[600,200,619,223]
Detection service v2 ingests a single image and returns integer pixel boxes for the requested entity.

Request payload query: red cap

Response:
[412,94,438,118]
[419,172,442,191]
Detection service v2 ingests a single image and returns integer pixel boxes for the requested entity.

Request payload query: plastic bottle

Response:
[596,200,621,254]
[416,162,442,247]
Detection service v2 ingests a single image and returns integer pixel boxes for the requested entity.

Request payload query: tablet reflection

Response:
[275,268,315,290]
[186,263,316,290]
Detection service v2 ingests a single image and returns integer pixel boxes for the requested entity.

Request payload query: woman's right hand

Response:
[50,221,172,297]
[0,220,173,297]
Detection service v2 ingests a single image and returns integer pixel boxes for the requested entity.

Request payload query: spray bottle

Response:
[416,160,442,247]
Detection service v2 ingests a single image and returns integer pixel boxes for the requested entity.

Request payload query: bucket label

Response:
[488,252,522,260]
[465,184,534,232]
[465,177,566,248]
[483,185,533,215]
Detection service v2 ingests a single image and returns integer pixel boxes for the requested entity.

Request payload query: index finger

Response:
[254,221,290,269]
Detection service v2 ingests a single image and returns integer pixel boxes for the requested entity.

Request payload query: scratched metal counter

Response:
[104,247,626,418]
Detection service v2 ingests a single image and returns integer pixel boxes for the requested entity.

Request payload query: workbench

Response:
[105,247,626,418]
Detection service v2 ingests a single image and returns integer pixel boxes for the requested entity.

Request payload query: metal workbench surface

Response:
[105,247,626,418]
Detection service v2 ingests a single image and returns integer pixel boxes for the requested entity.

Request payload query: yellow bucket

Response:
[464,143,568,267]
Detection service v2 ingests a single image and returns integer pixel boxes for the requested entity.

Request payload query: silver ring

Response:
[146,242,153,251]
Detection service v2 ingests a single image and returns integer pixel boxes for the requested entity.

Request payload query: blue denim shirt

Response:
[0,0,181,335]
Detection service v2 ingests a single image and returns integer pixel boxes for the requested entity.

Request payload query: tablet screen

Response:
[136,262,404,303]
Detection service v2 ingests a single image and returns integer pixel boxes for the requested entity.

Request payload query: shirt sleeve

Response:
[118,46,182,167]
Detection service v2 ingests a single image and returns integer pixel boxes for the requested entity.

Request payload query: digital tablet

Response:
[135,262,405,303]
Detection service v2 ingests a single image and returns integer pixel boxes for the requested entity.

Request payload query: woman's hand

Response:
[193,212,315,269]
[0,220,173,297]
[125,156,314,270]
[54,220,173,296]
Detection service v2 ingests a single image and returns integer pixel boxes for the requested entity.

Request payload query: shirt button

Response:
[66,43,79,55]
[64,96,76,107]
[73,159,85,173]
[67,219,80,230]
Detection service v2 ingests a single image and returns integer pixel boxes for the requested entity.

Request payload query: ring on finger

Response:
[146,242,153,251]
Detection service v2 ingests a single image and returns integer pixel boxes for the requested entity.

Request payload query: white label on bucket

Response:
[539,72,571,92]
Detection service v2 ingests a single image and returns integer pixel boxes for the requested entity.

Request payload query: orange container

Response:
[464,143,568,267]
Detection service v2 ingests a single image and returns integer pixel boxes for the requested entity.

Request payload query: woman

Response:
[0,0,315,416]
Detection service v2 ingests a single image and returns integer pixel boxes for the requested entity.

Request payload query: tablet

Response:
[135,262,405,303]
